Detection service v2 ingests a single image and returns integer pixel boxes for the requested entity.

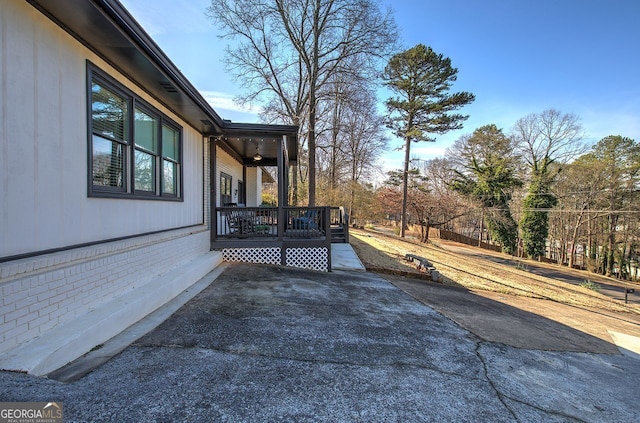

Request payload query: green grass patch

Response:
[579,280,601,292]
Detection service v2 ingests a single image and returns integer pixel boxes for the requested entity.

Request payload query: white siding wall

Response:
[0,1,204,259]
[216,146,244,206]
[0,1,218,370]
[246,167,261,206]
[215,147,262,207]
[204,137,211,228]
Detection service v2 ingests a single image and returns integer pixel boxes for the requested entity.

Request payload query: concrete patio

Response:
[1,263,639,422]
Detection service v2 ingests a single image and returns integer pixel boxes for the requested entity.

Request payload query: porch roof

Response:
[29,0,299,159]
[220,122,298,166]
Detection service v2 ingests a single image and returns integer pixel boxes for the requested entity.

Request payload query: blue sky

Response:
[120,0,639,174]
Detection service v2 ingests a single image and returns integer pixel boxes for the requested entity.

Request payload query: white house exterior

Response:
[0,0,297,375]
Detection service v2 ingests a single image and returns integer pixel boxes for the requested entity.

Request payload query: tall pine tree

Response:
[383,44,474,237]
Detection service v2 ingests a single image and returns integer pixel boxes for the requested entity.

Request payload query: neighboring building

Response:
[0,0,299,375]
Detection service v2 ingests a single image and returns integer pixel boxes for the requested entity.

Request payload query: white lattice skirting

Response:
[286,247,328,272]
[222,246,329,271]
[223,247,280,265]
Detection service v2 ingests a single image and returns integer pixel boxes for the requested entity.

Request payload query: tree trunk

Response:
[350,163,358,227]
[423,219,431,243]
[400,136,411,237]
[291,165,298,205]
[308,101,317,206]
[620,221,630,280]
[606,213,618,276]
[307,0,320,207]
[478,210,484,247]
[329,90,340,192]
[568,208,585,269]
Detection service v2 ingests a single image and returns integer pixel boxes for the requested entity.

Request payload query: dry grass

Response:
[350,228,640,315]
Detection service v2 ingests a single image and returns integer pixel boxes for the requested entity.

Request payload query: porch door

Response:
[238,180,245,205]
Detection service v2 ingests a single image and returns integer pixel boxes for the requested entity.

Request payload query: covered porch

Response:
[210,122,349,271]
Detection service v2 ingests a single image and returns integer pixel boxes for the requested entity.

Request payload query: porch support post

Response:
[242,165,247,205]
[324,206,332,271]
[210,136,218,243]
[278,135,286,266]
[281,134,290,207]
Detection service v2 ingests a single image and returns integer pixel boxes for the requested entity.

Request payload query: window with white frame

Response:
[88,63,182,200]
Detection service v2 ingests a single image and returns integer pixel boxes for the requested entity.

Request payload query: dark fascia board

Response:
[27,0,300,161]
[96,0,225,126]
[222,121,299,134]
[28,0,225,134]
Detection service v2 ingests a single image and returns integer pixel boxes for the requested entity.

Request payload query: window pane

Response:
[221,175,231,195]
[92,82,128,142]
[220,173,232,205]
[163,159,177,194]
[93,135,124,188]
[89,66,182,199]
[162,125,178,160]
[135,149,156,192]
[135,109,158,152]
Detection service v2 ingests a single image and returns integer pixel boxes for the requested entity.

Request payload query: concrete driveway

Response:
[2,263,640,422]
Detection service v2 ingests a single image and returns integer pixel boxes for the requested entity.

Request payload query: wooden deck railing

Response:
[215,206,331,240]
[212,205,349,271]
[216,206,278,239]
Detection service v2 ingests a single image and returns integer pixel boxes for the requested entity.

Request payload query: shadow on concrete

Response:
[384,275,622,354]
[134,263,626,359]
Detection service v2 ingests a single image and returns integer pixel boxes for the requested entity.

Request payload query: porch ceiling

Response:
[221,123,299,167]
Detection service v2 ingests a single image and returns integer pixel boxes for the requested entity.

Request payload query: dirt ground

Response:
[349,227,639,313]
[349,227,640,351]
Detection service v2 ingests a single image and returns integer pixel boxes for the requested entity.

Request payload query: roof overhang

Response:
[27,0,226,135]
[26,0,300,164]
[27,0,298,166]
[261,167,276,184]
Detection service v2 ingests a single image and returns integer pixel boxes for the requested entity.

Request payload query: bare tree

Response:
[423,158,457,196]
[589,135,640,276]
[512,109,585,259]
[384,166,464,243]
[552,155,608,268]
[315,77,388,222]
[343,91,388,222]
[513,109,585,172]
[208,0,398,205]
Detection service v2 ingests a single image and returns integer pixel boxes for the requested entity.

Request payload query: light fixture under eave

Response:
[253,144,262,161]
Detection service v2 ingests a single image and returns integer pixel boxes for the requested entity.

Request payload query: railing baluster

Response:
[214,205,340,241]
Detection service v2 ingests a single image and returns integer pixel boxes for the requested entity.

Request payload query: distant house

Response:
[0,0,314,375]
